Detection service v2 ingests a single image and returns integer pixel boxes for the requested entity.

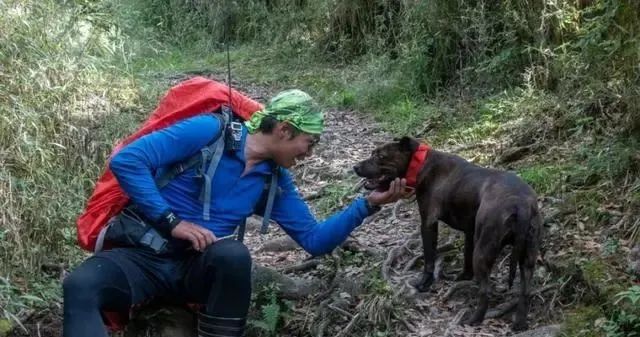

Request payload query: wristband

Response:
[364,199,382,215]
[156,210,182,236]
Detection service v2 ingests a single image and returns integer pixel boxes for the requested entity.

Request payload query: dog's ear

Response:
[397,136,419,153]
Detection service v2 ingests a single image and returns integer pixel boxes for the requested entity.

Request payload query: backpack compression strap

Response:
[155,113,226,189]
[260,167,278,234]
[200,109,230,221]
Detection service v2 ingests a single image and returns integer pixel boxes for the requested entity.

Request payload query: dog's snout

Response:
[353,164,362,174]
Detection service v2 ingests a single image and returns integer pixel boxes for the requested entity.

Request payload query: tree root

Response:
[485,299,519,319]
[485,284,557,318]
[402,254,423,273]
[252,265,323,300]
[341,238,383,257]
[327,304,354,318]
[443,308,468,337]
[382,245,404,282]
[335,312,362,337]
[257,236,299,253]
[443,281,477,301]
[304,191,326,201]
[395,234,458,274]
[279,258,322,273]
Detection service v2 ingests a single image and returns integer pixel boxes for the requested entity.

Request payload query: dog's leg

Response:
[415,208,439,292]
[512,227,539,330]
[512,258,533,331]
[464,228,500,327]
[512,210,541,331]
[456,230,474,281]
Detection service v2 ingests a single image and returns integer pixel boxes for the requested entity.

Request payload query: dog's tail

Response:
[508,205,532,289]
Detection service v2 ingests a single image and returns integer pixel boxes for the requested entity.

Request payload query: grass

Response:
[518,164,569,196]
[0,0,157,325]
[313,182,358,218]
[560,305,605,337]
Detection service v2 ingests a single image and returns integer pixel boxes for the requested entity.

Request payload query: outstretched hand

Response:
[366,178,414,206]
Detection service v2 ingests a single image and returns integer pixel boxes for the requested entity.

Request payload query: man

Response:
[63,89,409,337]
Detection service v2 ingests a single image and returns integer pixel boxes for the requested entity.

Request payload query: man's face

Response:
[272,125,319,168]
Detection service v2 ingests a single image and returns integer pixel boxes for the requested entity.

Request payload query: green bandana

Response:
[245,89,324,135]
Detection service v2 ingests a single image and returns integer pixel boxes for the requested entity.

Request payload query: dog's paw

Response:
[455,270,473,281]
[412,273,434,292]
[511,320,529,332]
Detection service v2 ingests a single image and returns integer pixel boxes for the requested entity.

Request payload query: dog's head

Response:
[353,136,420,191]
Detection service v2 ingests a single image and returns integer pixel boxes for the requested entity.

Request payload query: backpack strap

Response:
[199,109,231,221]
[155,113,226,189]
[236,167,279,242]
[94,222,110,253]
[260,167,279,234]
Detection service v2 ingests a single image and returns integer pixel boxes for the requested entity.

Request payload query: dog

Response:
[354,136,542,331]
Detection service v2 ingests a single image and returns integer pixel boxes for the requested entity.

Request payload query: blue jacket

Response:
[109,114,373,256]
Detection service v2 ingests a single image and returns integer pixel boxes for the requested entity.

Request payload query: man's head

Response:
[245,89,324,168]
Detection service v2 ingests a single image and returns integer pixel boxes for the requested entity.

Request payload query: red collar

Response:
[405,143,431,187]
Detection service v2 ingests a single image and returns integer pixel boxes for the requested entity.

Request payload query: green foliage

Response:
[0,319,11,337]
[130,0,324,51]
[0,276,59,331]
[398,1,542,95]
[572,138,638,184]
[602,237,621,256]
[0,0,149,323]
[248,284,290,337]
[314,182,356,217]
[363,270,392,297]
[518,165,567,195]
[0,0,140,272]
[560,305,605,337]
[602,286,640,337]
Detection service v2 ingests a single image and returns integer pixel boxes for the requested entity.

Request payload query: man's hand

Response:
[171,221,217,251]
[366,178,414,206]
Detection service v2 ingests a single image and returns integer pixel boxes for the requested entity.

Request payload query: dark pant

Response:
[62,239,252,337]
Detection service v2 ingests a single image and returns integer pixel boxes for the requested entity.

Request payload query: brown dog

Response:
[354,137,542,331]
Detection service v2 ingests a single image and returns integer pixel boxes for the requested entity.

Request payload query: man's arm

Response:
[268,169,379,256]
[109,114,222,224]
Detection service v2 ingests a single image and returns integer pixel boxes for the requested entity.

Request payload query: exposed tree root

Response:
[335,312,362,337]
[443,308,468,337]
[258,236,299,253]
[443,281,478,302]
[279,258,322,273]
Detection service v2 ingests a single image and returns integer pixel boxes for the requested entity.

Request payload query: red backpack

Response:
[76,77,264,252]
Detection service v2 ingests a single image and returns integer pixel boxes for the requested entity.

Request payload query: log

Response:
[257,236,299,253]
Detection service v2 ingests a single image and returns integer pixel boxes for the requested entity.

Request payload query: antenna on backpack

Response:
[222,2,242,152]
[224,3,233,108]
